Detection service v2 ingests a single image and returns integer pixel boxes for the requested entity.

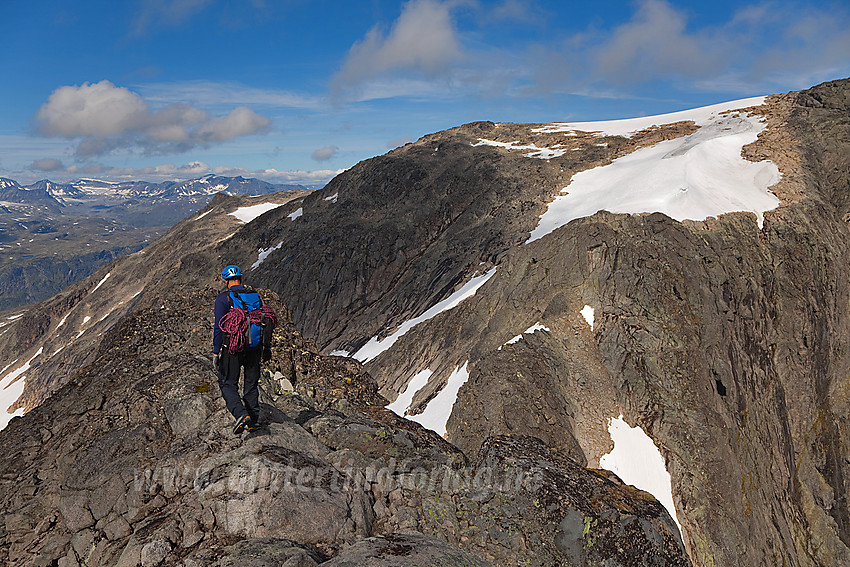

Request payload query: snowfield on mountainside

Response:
[527,98,781,242]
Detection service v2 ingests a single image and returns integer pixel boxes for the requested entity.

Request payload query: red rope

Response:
[219,308,248,354]
[253,306,278,328]
[219,306,278,354]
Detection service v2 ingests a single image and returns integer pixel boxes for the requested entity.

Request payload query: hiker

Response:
[212,265,276,434]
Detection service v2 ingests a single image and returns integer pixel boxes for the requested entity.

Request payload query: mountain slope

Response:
[211,79,848,566]
[0,286,687,566]
[0,189,309,427]
[2,78,849,566]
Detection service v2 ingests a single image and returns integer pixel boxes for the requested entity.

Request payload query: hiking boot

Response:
[246,420,262,432]
[233,414,250,434]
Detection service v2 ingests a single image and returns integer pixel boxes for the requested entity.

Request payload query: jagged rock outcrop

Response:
[0,287,686,566]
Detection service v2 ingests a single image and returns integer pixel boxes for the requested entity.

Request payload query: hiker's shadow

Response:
[244,402,291,438]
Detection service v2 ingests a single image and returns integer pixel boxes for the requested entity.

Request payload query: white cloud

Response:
[35,81,271,158]
[593,0,729,84]
[568,0,850,93]
[30,158,65,172]
[333,0,464,93]
[37,81,149,137]
[311,145,339,161]
[140,81,324,110]
[194,106,270,143]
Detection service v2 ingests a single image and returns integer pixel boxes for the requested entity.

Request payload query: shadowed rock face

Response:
[0,287,686,566]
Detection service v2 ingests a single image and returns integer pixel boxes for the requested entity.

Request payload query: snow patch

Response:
[324,193,339,203]
[0,348,42,430]
[599,415,682,534]
[82,316,91,325]
[329,349,351,357]
[409,363,469,438]
[352,268,497,363]
[386,369,433,417]
[499,322,550,349]
[55,313,70,329]
[251,241,283,270]
[532,96,767,137]
[288,207,303,221]
[229,202,285,223]
[473,139,567,159]
[581,305,595,330]
[527,113,780,242]
[193,209,213,221]
[6,313,23,321]
[91,272,111,293]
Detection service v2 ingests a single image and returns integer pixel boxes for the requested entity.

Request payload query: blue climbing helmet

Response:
[222,265,242,280]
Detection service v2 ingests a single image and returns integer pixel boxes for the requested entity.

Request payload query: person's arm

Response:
[213,292,229,355]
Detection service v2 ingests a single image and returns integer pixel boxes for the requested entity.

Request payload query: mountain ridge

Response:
[1,78,849,566]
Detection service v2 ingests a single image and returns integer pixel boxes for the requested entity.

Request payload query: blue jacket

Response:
[213,284,249,354]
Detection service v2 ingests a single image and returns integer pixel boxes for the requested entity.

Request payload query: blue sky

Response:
[1,0,848,187]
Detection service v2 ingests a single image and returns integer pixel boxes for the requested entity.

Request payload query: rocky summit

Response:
[1,77,850,566]
[0,287,685,566]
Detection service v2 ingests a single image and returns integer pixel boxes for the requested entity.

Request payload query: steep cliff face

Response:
[334,81,850,566]
[351,81,850,566]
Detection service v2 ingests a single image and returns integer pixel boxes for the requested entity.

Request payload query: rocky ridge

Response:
[0,286,686,566]
[207,79,850,566]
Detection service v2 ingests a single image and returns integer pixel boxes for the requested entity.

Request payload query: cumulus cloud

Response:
[30,158,65,172]
[37,81,149,137]
[593,0,730,84]
[311,145,339,161]
[35,81,271,159]
[194,106,271,143]
[333,0,464,94]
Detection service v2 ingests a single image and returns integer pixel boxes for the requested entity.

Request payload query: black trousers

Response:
[217,347,261,423]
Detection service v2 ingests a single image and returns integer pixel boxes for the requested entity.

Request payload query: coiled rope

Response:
[219,306,277,354]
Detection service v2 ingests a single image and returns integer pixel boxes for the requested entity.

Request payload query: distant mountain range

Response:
[0,175,310,309]
[0,174,305,224]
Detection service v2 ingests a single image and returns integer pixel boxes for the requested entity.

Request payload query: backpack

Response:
[229,289,264,349]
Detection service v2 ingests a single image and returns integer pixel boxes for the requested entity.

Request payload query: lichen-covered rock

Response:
[215,537,322,567]
[325,533,492,566]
